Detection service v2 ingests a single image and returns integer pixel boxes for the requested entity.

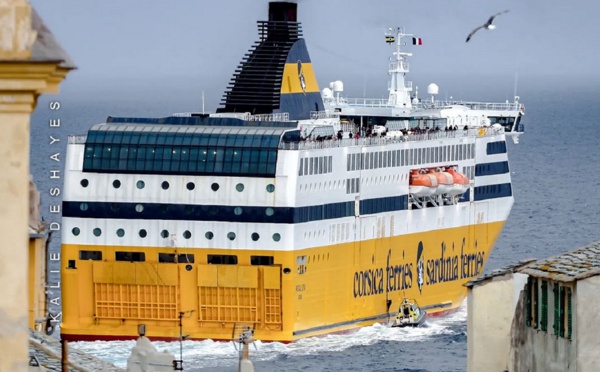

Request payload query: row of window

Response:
[298,156,333,176]
[346,177,360,194]
[525,277,572,339]
[345,144,475,172]
[82,145,278,177]
[77,250,274,266]
[71,227,281,242]
[473,183,512,202]
[80,178,275,193]
[66,185,513,224]
[86,129,283,148]
[475,161,510,177]
[486,141,507,155]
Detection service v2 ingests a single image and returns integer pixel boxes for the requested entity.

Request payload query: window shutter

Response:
[567,287,572,340]
[525,277,532,327]
[541,280,548,332]
[559,286,565,338]
[553,283,560,335]
[533,278,539,329]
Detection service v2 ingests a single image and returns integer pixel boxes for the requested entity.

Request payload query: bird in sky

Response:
[466,10,509,42]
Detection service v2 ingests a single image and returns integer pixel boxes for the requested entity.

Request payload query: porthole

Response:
[80,203,88,211]
[184,205,194,214]
[266,184,275,193]
[272,233,281,242]
[211,183,219,191]
[112,180,121,189]
[72,227,80,236]
[283,268,291,274]
[183,230,191,239]
[234,207,243,216]
[251,233,260,241]
[93,228,102,237]
[227,232,236,241]
[116,228,125,237]
[136,180,145,189]
[135,204,144,213]
[80,179,89,188]
[160,204,169,213]
[139,229,147,238]
[265,207,274,216]
[186,182,195,191]
[161,230,169,238]
[236,183,244,192]
[110,203,120,211]
[161,181,170,190]
[205,231,214,240]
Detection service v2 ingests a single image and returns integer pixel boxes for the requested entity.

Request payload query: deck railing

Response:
[278,126,503,150]
[324,97,522,111]
[68,126,503,149]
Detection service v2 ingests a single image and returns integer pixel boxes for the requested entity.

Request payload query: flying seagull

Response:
[466,10,509,42]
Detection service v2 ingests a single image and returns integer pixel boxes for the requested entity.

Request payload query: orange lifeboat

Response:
[429,168,453,195]
[446,167,469,195]
[409,169,438,196]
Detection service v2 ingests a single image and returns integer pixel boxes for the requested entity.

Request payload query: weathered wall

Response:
[467,272,527,372]
[577,275,600,372]
[510,278,577,372]
[0,1,70,370]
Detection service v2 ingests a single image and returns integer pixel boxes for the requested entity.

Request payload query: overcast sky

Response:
[30,0,598,109]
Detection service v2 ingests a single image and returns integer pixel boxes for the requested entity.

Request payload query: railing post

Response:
[61,339,69,372]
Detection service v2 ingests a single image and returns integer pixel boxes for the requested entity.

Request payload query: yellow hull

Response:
[60,221,503,342]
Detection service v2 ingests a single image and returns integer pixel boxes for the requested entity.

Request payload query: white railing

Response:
[68,135,87,144]
[328,97,521,111]
[310,110,340,120]
[279,126,504,151]
[389,61,409,72]
[416,100,521,111]
[249,112,290,122]
[340,97,393,108]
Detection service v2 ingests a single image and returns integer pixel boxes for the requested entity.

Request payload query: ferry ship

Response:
[60,2,525,342]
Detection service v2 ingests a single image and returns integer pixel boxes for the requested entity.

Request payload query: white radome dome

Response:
[427,83,439,95]
[321,87,333,99]
[332,80,344,92]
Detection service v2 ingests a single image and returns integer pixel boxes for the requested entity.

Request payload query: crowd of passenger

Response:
[297,123,475,144]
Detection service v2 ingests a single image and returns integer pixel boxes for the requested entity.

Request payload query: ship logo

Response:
[297,60,307,94]
[416,241,424,294]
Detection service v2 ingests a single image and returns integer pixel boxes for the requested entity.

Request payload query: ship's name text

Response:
[426,243,485,285]
[353,249,413,298]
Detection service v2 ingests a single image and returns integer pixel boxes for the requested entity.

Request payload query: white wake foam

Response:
[71,302,467,369]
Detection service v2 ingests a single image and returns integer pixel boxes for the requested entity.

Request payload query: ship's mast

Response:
[385,27,414,108]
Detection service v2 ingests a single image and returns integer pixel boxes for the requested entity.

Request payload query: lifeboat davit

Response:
[446,168,470,195]
[409,170,438,196]
[429,169,453,195]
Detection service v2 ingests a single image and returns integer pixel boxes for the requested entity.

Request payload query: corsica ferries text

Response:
[352,240,486,298]
[353,249,412,298]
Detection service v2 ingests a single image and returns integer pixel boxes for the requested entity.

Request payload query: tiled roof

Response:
[465,259,536,288]
[30,8,76,69]
[519,241,600,282]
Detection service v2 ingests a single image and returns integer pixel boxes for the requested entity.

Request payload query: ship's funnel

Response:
[269,2,297,22]
[218,0,324,120]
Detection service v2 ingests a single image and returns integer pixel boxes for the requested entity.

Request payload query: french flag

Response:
[412,37,423,45]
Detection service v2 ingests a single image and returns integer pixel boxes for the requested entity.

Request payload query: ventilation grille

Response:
[219,21,302,115]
